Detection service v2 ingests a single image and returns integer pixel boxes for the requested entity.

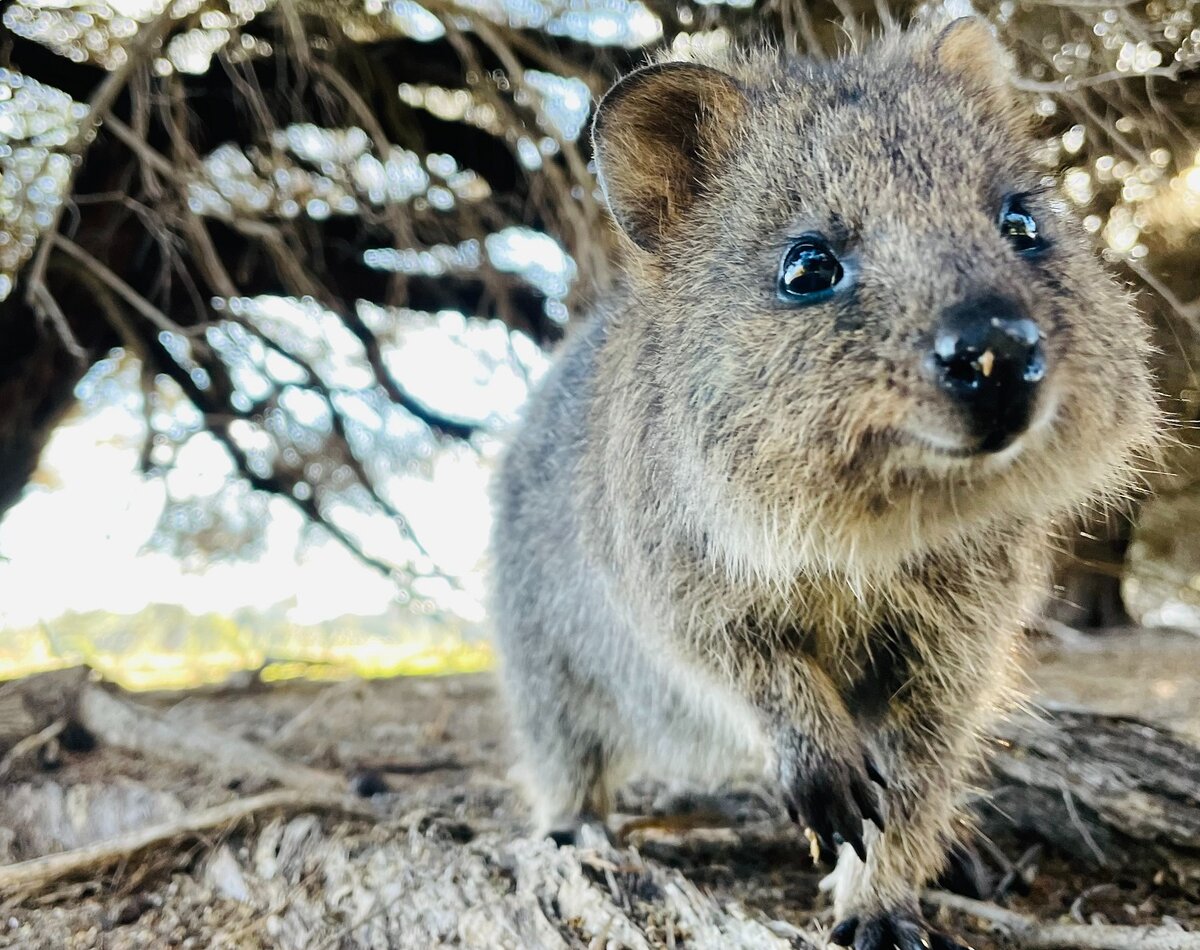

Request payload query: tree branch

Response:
[924,892,1200,950]
[22,12,176,302]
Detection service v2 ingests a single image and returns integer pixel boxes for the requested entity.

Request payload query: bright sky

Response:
[0,311,547,631]
[0,18,576,636]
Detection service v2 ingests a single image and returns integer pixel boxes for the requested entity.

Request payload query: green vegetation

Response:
[0,603,493,690]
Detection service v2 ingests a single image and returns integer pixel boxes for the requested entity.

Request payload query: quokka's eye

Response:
[999,195,1046,254]
[778,237,844,301]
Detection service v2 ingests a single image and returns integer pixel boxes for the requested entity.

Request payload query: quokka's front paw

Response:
[778,740,886,862]
[829,909,972,950]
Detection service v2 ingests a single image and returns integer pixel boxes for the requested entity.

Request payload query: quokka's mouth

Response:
[894,389,1062,472]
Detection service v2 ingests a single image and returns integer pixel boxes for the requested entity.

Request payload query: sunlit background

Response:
[0,321,546,687]
[3,0,1200,689]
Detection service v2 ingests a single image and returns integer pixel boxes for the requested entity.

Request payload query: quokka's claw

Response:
[802,826,823,863]
[852,778,886,832]
[544,817,611,848]
[547,828,578,847]
[930,935,972,950]
[783,746,882,864]
[864,754,889,790]
[834,825,868,863]
[829,915,859,945]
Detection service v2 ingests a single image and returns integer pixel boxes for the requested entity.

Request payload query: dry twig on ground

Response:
[926,891,1200,950]
[77,685,345,796]
[0,789,370,896]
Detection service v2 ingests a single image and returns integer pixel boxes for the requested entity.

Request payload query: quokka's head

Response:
[591,18,1161,577]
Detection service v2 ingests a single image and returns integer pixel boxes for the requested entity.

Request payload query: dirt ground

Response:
[0,628,1197,949]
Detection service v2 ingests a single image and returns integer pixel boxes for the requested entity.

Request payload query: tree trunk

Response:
[0,297,95,520]
[983,706,1200,870]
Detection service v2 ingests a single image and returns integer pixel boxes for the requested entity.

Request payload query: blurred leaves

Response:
[2,0,1200,619]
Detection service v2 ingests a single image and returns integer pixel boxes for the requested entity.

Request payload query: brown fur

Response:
[490,18,1160,947]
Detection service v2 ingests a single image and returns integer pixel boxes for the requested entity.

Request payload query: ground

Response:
[0,628,1197,949]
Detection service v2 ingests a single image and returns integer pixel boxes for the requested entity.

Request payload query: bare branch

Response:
[22,13,177,302]
[924,892,1200,950]
[1013,62,1197,94]
[29,285,88,364]
[0,788,368,895]
[52,234,187,336]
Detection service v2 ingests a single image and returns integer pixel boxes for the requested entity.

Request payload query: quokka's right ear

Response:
[932,18,1020,119]
[591,62,747,252]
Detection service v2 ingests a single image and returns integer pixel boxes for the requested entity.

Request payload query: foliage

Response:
[2,0,1200,619]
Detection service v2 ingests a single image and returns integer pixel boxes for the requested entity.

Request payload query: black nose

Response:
[929,297,1046,453]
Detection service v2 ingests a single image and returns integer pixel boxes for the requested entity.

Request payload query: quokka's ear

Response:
[591,61,747,252]
[932,18,1015,106]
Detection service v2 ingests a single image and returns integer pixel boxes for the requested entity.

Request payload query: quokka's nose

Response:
[929,297,1046,453]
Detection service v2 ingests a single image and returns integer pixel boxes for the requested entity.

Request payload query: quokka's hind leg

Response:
[504,657,620,845]
[535,740,615,846]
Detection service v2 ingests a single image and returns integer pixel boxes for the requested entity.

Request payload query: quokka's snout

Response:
[924,294,1046,454]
